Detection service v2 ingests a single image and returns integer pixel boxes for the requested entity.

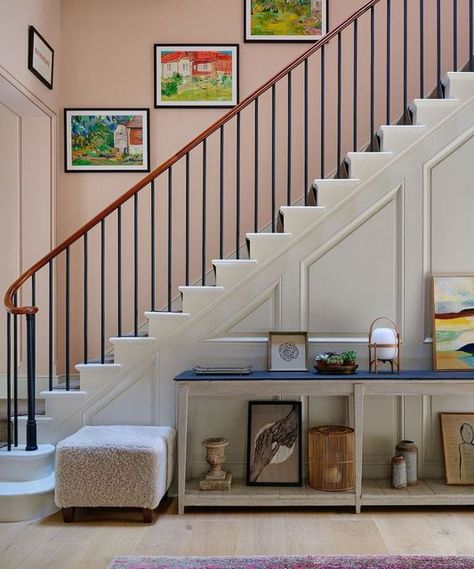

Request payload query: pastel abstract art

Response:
[432,275,474,371]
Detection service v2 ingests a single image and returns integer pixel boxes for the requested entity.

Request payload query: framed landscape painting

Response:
[432,275,474,371]
[65,109,150,172]
[245,0,327,42]
[154,44,239,108]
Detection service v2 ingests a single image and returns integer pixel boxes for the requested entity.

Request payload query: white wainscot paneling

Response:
[305,196,402,342]
[89,370,155,426]
[363,395,402,479]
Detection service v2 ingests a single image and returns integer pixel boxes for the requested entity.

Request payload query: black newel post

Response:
[25,313,38,451]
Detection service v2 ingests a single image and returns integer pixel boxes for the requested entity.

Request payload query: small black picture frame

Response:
[246,400,302,486]
[28,26,54,89]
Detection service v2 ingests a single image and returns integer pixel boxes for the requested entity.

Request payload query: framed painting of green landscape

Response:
[245,0,328,42]
[64,109,150,172]
[154,44,239,108]
[432,275,474,371]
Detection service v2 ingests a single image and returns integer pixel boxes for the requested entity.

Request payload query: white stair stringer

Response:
[213,260,258,289]
[22,74,474,461]
[279,206,326,236]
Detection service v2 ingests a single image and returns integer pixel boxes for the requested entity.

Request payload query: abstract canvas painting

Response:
[154,45,239,107]
[432,275,474,370]
[65,109,150,172]
[246,401,302,486]
[245,0,327,42]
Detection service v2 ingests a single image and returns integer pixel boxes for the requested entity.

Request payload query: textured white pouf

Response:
[55,425,175,522]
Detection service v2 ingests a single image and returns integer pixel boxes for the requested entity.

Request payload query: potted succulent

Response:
[314,351,359,375]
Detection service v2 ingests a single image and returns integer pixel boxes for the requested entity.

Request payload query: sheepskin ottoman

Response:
[55,425,175,523]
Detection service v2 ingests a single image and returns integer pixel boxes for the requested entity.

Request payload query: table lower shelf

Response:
[183,478,474,509]
[362,478,474,506]
[184,479,355,507]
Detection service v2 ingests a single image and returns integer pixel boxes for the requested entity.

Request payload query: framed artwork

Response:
[268,331,308,371]
[28,26,54,89]
[245,0,328,42]
[246,401,302,486]
[154,44,239,108]
[440,413,474,485]
[64,109,150,172]
[432,275,474,371]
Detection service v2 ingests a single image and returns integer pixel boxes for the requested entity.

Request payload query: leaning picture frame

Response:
[440,412,474,485]
[267,331,308,372]
[247,400,302,486]
[64,108,150,173]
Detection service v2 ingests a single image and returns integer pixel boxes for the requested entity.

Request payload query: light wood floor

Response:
[2,500,474,569]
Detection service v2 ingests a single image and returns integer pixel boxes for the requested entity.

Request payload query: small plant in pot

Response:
[314,351,359,375]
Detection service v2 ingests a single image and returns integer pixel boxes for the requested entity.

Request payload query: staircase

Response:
[2,0,474,520]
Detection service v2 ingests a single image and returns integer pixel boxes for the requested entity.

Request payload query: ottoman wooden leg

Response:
[62,507,75,523]
[143,508,153,523]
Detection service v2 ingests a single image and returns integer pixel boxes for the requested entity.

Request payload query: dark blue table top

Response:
[174,369,474,381]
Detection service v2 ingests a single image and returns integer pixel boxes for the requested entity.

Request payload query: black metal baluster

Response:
[150,180,155,311]
[271,85,276,229]
[420,0,424,98]
[437,0,442,97]
[403,0,408,123]
[254,98,259,232]
[354,19,359,150]
[201,140,207,278]
[219,127,225,259]
[133,196,138,336]
[83,234,88,364]
[386,0,391,125]
[49,260,53,390]
[25,312,37,451]
[185,154,190,286]
[117,206,122,336]
[304,59,308,202]
[370,5,375,149]
[100,220,105,361]
[287,71,292,206]
[453,0,458,71]
[236,113,241,257]
[470,0,473,71]
[168,166,173,309]
[13,293,18,446]
[321,45,325,178]
[65,248,70,388]
[6,313,11,450]
[337,33,342,177]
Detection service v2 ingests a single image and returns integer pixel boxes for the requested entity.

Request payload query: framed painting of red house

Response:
[245,0,328,42]
[64,109,150,172]
[154,44,239,108]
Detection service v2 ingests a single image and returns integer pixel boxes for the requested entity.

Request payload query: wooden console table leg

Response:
[177,383,189,515]
[354,383,365,514]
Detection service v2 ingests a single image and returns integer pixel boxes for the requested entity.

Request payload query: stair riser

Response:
[0,445,55,482]
[180,289,225,314]
[214,264,257,289]
[280,208,326,237]
[247,235,292,263]
[313,180,360,210]
[145,313,191,343]
[411,101,460,128]
[379,127,427,155]
[0,489,57,522]
[444,73,474,101]
[347,154,393,180]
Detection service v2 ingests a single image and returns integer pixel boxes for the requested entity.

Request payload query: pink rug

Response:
[108,556,474,569]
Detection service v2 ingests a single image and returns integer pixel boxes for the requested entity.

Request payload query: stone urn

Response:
[199,437,232,491]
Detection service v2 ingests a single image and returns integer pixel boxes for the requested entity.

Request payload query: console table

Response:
[174,370,474,514]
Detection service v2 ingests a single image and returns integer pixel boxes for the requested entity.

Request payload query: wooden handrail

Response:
[4,0,381,316]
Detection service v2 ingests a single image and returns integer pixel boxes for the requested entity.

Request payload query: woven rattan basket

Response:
[308,426,355,492]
